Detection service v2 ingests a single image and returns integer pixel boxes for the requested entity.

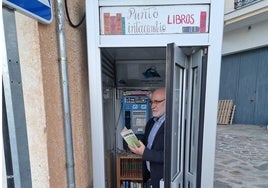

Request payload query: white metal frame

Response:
[86,1,105,187]
[201,1,224,187]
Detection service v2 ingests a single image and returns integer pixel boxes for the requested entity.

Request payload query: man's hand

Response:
[128,141,145,156]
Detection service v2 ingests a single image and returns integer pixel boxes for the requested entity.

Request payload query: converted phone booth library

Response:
[86,0,224,188]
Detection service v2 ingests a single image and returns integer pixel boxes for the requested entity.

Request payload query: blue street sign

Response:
[3,0,53,24]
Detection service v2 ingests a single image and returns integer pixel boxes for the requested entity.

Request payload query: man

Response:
[129,87,166,188]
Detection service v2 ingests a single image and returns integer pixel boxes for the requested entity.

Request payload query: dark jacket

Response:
[142,118,165,188]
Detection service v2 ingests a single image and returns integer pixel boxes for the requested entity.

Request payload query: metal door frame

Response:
[164,44,207,188]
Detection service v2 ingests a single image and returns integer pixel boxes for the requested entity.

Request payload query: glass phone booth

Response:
[86,1,224,188]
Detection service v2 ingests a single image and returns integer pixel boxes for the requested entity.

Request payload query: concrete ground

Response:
[214,124,268,188]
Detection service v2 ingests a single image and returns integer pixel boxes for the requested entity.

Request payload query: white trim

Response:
[224,0,268,21]
[99,0,211,6]
[100,34,209,47]
[201,0,224,188]
[86,1,106,188]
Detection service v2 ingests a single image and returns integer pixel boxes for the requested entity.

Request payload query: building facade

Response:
[2,0,93,187]
[220,0,268,125]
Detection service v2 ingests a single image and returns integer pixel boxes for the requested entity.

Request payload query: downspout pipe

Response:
[55,0,75,187]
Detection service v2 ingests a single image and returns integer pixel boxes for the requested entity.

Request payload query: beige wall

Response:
[225,0,235,14]
[15,0,92,187]
[16,13,50,188]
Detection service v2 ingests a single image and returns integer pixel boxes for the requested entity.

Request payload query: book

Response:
[116,13,122,34]
[104,13,110,35]
[120,127,141,147]
[110,16,117,34]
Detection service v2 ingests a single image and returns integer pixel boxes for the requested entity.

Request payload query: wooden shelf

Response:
[117,153,143,188]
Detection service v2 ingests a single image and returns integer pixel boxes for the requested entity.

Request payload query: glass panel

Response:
[189,67,198,173]
[165,43,187,188]
[188,181,193,188]
[171,64,184,179]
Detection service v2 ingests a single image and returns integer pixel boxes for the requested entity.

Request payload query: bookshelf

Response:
[117,153,143,188]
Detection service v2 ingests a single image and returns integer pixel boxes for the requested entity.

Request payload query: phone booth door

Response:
[163,43,207,188]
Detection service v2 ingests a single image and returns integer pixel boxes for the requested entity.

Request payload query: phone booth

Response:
[86,1,224,188]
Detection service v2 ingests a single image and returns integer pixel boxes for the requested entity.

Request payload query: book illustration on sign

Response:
[120,127,141,147]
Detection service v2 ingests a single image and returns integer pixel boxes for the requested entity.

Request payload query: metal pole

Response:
[3,7,32,188]
[55,0,75,187]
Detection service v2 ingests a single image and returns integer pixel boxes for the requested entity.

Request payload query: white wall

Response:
[222,20,268,55]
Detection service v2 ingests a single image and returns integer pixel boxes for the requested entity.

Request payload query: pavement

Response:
[214,124,268,188]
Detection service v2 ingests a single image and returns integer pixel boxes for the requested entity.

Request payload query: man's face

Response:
[150,91,166,118]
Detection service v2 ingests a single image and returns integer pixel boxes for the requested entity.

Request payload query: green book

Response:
[120,127,141,147]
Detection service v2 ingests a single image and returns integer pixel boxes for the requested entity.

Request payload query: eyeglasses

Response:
[149,99,165,105]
